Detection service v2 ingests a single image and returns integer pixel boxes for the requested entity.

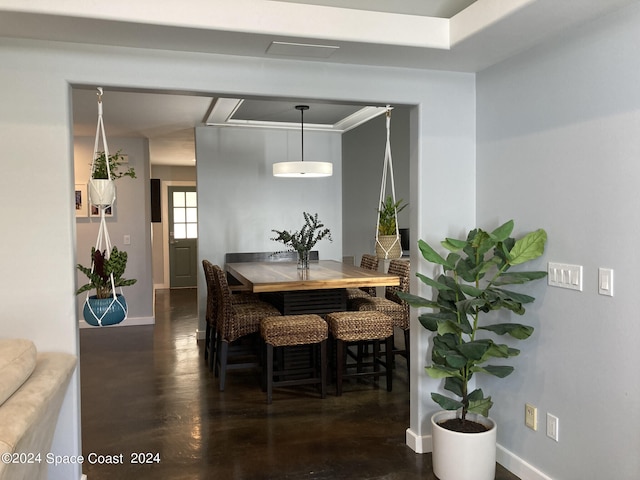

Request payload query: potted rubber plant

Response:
[76,246,137,326]
[88,150,136,207]
[398,220,547,480]
[375,195,408,259]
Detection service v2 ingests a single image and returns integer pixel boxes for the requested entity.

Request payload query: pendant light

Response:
[273,105,333,177]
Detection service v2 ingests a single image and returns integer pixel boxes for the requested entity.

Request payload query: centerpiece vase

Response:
[297,250,310,270]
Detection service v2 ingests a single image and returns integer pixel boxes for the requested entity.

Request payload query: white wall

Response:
[74,136,154,325]
[0,37,475,479]
[477,4,640,479]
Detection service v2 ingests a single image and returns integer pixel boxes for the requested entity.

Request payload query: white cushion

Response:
[0,339,37,406]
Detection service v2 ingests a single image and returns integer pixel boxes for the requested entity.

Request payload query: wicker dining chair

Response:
[202,260,218,365]
[345,254,379,301]
[211,264,281,391]
[348,259,411,371]
[203,260,263,370]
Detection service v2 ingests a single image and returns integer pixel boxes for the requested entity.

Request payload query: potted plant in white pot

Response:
[88,150,136,206]
[375,195,408,259]
[398,220,547,480]
[76,246,137,326]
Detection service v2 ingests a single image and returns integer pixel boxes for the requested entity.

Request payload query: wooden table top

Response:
[226,260,400,293]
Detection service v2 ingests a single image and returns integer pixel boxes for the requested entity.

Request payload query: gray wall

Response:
[74,136,154,325]
[195,126,343,333]
[342,107,411,263]
[477,4,640,478]
[0,37,474,479]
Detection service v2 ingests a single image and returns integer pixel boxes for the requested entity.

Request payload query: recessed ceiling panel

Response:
[233,100,365,125]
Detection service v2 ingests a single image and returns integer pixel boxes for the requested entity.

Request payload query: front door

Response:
[168,186,198,287]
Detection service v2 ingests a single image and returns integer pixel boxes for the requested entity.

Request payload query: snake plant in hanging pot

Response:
[398,220,547,480]
[76,246,137,326]
[88,150,136,207]
[375,195,408,260]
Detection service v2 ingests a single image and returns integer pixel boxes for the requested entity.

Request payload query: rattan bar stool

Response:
[326,311,393,396]
[260,314,328,404]
[349,259,411,371]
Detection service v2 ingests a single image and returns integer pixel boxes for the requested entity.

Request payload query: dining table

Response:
[226,259,399,315]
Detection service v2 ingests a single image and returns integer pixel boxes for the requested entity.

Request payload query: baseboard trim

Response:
[81,475,87,480]
[405,431,552,480]
[496,445,553,480]
[406,428,431,454]
[79,316,155,329]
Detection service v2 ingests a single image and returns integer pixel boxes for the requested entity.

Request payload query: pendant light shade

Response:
[273,105,333,177]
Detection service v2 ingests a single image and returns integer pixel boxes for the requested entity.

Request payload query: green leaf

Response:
[492,271,548,285]
[426,365,460,379]
[436,319,464,336]
[480,323,534,340]
[467,388,484,402]
[444,352,468,369]
[490,220,514,242]
[397,292,438,309]
[444,377,464,397]
[459,284,483,298]
[456,298,486,315]
[493,287,536,304]
[418,313,443,331]
[416,272,453,291]
[468,395,493,417]
[442,237,467,252]
[473,365,515,378]
[509,229,547,265]
[431,393,464,411]
[418,239,452,269]
[457,341,491,361]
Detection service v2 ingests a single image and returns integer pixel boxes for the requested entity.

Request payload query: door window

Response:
[172,191,197,239]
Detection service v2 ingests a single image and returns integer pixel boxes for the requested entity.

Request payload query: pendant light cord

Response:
[297,105,308,163]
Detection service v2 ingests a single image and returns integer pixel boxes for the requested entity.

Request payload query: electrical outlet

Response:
[546,413,559,441]
[525,403,537,430]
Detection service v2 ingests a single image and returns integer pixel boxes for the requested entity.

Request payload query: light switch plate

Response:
[598,268,614,296]
[548,262,583,291]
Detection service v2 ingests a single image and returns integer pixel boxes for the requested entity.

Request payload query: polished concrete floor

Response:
[80,288,521,480]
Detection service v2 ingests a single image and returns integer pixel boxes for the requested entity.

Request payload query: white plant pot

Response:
[431,410,497,480]
[89,179,116,206]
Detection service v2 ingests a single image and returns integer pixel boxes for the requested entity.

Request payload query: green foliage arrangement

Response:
[398,220,547,421]
[92,150,136,180]
[76,246,137,299]
[271,212,332,254]
[378,195,408,235]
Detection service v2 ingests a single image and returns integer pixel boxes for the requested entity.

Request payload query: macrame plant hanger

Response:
[375,106,402,259]
[84,87,128,326]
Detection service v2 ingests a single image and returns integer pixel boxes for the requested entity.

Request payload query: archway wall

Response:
[0,37,474,478]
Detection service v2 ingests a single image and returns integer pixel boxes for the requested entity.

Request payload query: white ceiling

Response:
[2,0,637,166]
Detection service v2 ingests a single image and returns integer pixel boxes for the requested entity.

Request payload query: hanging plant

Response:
[76,247,137,299]
[91,150,136,180]
[377,195,408,235]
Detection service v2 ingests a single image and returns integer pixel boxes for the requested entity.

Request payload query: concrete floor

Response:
[80,288,520,480]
